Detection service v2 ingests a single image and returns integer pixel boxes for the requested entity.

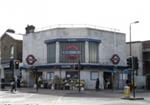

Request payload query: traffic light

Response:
[127,57,132,68]
[15,60,20,69]
[127,56,139,70]
[133,57,138,70]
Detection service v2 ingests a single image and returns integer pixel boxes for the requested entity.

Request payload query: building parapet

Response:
[34,24,121,33]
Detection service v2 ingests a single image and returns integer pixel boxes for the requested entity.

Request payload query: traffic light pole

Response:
[126,56,144,100]
[10,59,14,79]
[123,21,144,100]
[131,56,136,98]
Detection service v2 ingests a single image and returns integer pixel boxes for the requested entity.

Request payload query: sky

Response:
[0,0,150,42]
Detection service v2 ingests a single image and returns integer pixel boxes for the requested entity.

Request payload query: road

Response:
[0,88,150,105]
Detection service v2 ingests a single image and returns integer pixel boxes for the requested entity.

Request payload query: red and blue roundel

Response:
[26,54,37,65]
[111,54,120,65]
[63,45,81,60]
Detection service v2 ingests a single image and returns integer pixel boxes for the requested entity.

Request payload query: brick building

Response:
[0,29,23,83]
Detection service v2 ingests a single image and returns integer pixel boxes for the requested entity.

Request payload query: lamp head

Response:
[133,21,139,24]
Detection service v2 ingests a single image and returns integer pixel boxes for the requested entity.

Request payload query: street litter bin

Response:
[123,86,130,98]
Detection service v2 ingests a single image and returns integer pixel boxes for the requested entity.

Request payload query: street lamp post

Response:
[129,21,139,99]
[129,21,139,56]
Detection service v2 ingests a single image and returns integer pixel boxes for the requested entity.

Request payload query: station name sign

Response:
[63,45,81,60]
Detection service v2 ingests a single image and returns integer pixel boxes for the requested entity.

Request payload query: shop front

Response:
[21,63,127,90]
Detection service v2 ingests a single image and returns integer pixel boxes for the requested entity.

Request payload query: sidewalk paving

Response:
[1,87,150,105]
[1,87,149,98]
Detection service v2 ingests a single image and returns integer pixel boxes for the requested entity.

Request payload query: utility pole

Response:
[124,21,143,100]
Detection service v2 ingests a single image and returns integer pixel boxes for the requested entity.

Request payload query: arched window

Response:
[10,45,14,59]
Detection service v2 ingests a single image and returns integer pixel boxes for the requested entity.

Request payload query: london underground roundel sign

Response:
[26,54,37,65]
[63,45,81,60]
[111,54,120,65]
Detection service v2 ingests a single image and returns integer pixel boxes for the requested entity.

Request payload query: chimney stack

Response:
[25,25,35,34]
[6,29,15,33]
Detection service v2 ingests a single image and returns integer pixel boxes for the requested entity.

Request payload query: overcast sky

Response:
[0,0,149,41]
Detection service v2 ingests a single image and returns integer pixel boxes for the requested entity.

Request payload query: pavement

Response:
[0,87,150,105]
[13,87,150,97]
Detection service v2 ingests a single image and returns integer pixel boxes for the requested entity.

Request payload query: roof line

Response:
[34,24,122,33]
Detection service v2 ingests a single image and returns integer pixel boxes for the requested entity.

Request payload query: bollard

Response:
[123,86,130,98]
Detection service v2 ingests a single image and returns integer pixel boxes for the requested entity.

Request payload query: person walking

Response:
[10,78,16,93]
[17,76,21,88]
[95,78,100,91]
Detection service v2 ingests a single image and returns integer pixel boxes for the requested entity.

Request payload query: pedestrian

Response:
[95,78,100,91]
[106,79,110,89]
[10,78,16,93]
[17,76,21,88]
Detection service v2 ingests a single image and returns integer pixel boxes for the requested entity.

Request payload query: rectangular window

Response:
[47,43,56,63]
[47,72,54,80]
[89,42,99,63]
[59,42,85,63]
[90,71,99,80]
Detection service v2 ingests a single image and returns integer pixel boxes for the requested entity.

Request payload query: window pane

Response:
[59,42,85,63]
[47,72,54,80]
[47,43,56,63]
[89,42,99,63]
[10,45,14,59]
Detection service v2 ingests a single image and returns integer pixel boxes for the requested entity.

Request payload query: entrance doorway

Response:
[104,72,112,89]
[146,75,150,90]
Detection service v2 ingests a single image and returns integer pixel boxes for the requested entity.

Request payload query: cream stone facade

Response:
[22,26,127,89]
